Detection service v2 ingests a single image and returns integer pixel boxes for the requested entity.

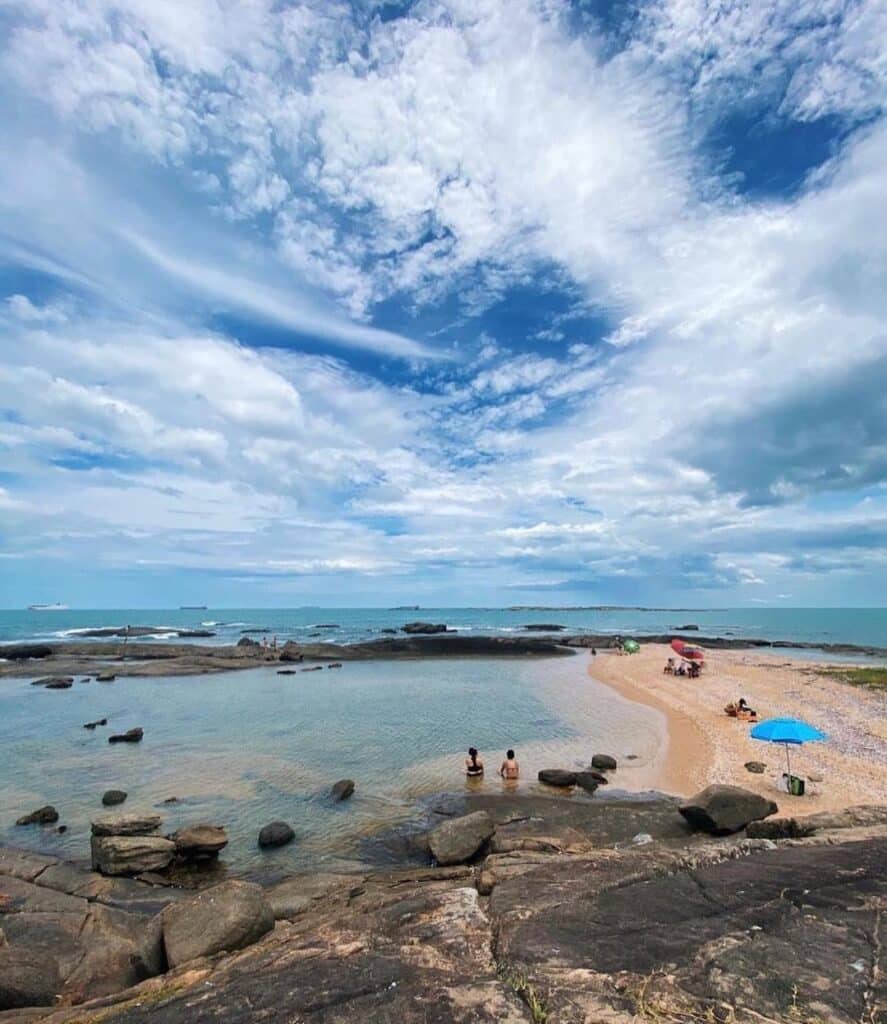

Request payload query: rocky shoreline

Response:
[2,630,884,679]
[2,790,885,1022]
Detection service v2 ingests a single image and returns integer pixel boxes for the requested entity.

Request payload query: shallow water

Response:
[0,654,664,873]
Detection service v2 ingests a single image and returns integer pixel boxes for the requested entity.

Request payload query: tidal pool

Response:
[0,654,665,873]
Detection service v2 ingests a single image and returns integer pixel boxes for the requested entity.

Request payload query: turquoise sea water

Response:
[0,654,665,873]
[1,606,885,649]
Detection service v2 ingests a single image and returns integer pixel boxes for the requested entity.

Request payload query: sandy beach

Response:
[590,643,887,814]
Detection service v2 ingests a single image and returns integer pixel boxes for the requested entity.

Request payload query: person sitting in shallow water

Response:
[465,747,484,777]
[499,749,520,780]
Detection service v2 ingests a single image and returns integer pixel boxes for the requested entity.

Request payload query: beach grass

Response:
[818,666,887,692]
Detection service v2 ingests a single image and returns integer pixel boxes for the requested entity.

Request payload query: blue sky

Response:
[0,0,885,608]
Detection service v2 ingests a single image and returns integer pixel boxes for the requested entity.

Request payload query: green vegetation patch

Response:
[819,666,887,691]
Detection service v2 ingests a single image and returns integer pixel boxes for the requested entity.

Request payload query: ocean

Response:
[2,605,886,649]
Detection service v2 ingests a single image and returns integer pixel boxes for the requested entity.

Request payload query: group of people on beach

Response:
[465,747,519,780]
[663,656,701,678]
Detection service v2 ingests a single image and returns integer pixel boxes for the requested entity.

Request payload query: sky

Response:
[0,0,885,609]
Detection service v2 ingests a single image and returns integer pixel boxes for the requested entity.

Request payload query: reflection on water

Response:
[0,655,665,872]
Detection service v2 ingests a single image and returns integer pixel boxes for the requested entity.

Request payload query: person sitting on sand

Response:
[465,747,484,777]
[499,749,519,780]
[664,657,675,674]
[736,698,758,722]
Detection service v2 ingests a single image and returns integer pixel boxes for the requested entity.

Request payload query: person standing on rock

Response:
[499,749,520,780]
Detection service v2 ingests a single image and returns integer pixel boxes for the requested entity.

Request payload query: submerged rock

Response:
[575,772,600,793]
[160,881,274,968]
[84,717,108,729]
[108,727,143,744]
[258,822,295,849]
[428,810,495,865]
[102,790,128,807]
[16,805,59,826]
[538,769,577,787]
[331,779,355,801]
[402,621,449,634]
[679,785,777,835]
[31,676,74,688]
[96,672,117,682]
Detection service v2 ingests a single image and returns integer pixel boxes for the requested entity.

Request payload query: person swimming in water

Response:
[465,747,484,777]
[499,749,519,780]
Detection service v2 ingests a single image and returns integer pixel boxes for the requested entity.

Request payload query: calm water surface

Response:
[0,655,663,873]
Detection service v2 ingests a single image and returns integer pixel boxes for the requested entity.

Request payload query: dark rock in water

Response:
[277,669,297,675]
[575,772,600,793]
[162,796,180,804]
[237,636,260,647]
[109,727,143,743]
[57,824,67,834]
[429,810,495,865]
[591,754,618,771]
[102,790,127,807]
[314,624,340,628]
[91,834,175,875]
[522,623,565,630]
[240,628,270,634]
[327,662,343,669]
[0,948,62,1009]
[538,769,577,788]
[625,754,639,760]
[679,785,777,835]
[0,643,52,660]
[173,824,228,860]
[84,717,108,729]
[381,628,397,634]
[92,813,161,836]
[278,642,304,663]
[746,817,815,840]
[80,677,92,682]
[96,672,116,682]
[31,676,74,688]
[674,624,699,630]
[160,881,274,969]
[258,821,295,848]
[301,665,323,672]
[402,621,449,634]
[331,779,355,801]
[16,805,59,826]
[744,761,767,774]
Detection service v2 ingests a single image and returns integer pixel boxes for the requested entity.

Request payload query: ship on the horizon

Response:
[27,603,69,611]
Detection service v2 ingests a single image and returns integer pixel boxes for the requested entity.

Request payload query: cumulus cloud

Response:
[0,0,884,604]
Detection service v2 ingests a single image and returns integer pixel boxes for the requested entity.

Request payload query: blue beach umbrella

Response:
[751,718,827,782]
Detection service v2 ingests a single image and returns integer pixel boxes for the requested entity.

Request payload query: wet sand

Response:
[589,644,887,814]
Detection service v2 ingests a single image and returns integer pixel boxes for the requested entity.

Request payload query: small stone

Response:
[258,821,295,848]
[632,833,654,845]
[744,761,767,774]
[16,805,59,826]
[102,790,128,806]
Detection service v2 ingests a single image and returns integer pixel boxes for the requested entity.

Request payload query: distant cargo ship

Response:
[180,605,208,610]
[27,603,68,611]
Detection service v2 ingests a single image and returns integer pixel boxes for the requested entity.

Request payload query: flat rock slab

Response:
[92,815,162,837]
[91,836,175,876]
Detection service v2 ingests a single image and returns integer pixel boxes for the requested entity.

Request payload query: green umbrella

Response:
[623,639,640,654]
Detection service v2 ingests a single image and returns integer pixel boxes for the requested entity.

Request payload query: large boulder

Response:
[92,814,161,836]
[0,948,61,1009]
[160,881,274,968]
[278,642,303,663]
[428,811,495,865]
[258,822,295,849]
[91,836,176,876]
[575,772,601,793]
[31,676,74,688]
[401,621,449,634]
[591,754,618,771]
[236,636,259,648]
[538,769,577,787]
[16,806,59,826]
[679,785,778,835]
[173,824,228,861]
[102,790,128,807]
[0,643,52,660]
[331,779,355,801]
